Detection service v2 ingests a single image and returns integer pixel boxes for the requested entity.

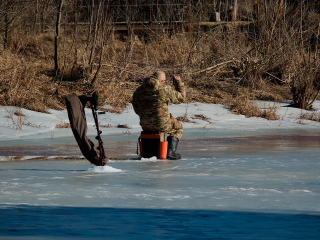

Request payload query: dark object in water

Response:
[65,93,107,166]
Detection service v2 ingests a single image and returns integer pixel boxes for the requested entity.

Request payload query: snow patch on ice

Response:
[87,165,123,173]
[221,187,283,193]
[290,190,312,193]
[140,156,159,162]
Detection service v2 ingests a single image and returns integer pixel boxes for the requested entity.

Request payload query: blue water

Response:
[1,205,319,240]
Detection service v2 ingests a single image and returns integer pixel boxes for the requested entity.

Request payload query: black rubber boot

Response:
[167,136,181,160]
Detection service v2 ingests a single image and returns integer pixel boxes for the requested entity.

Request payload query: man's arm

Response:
[163,75,186,104]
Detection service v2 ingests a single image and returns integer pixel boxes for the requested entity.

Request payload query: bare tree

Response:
[54,0,64,73]
[91,0,113,86]
[0,0,29,48]
[88,0,103,70]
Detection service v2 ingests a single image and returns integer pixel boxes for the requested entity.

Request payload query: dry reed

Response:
[299,112,320,123]
[228,99,279,120]
[55,122,71,128]
[176,113,197,123]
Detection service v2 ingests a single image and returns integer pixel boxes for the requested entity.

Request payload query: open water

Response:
[0,129,320,239]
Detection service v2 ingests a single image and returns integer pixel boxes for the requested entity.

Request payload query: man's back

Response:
[132,75,185,131]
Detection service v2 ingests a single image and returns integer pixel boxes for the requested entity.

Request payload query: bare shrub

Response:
[228,99,279,120]
[4,109,23,130]
[116,124,131,129]
[193,114,210,120]
[177,113,196,123]
[228,99,262,118]
[299,112,320,123]
[261,104,280,121]
[100,123,112,128]
[102,107,123,114]
[290,65,320,110]
[23,121,41,128]
[13,156,23,161]
[14,109,25,117]
[55,121,70,128]
[192,114,212,123]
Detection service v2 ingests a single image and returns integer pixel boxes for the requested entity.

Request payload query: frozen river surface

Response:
[1,132,320,239]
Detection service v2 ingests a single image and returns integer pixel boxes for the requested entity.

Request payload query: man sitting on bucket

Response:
[132,71,186,160]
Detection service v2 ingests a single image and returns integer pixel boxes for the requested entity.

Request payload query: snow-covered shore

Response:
[1,101,320,143]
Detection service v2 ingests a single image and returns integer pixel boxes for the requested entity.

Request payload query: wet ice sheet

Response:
[0,153,319,212]
[2,132,320,160]
[1,151,320,239]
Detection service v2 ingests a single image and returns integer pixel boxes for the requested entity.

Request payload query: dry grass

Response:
[1,1,319,123]
[52,156,84,160]
[100,123,131,128]
[55,121,71,128]
[100,123,113,128]
[23,120,42,128]
[261,105,280,121]
[192,114,212,123]
[176,113,197,123]
[14,109,25,117]
[116,124,131,129]
[0,29,291,115]
[299,112,320,123]
[228,99,279,120]
[229,99,261,117]
[101,107,123,114]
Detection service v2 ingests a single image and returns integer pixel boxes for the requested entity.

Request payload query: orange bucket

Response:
[159,141,168,159]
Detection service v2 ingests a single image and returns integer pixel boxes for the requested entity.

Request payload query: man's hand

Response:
[172,75,181,85]
[173,75,181,81]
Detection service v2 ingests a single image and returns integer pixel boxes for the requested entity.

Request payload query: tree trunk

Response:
[232,0,238,21]
[33,0,39,34]
[55,0,64,74]
[89,1,103,73]
[74,0,80,66]
[4,12,8,48]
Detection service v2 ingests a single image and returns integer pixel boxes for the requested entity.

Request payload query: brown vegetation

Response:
[299,112,320,123]
[14,109,25,117]
[116,124,131,129]
[228,99,280,120]
[55,121,71,128]
[177,113,197,123]
[192,114,212,122]
[0,0,319,121]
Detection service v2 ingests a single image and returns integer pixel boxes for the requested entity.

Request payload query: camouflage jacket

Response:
[132,76,186,130]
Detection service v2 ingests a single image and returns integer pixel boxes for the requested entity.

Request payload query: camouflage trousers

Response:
[141,114,183,140]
